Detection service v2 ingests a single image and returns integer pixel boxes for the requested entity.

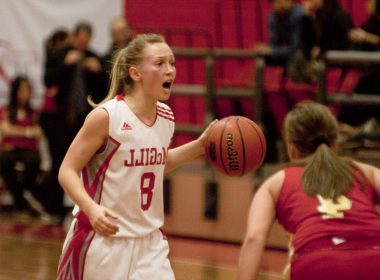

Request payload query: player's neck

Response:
[124,93,157,125]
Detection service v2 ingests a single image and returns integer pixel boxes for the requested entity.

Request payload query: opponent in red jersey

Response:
[239,101,380,280]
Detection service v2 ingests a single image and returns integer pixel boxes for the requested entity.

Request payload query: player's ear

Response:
[129,66,141,82]
[287,142,299,161]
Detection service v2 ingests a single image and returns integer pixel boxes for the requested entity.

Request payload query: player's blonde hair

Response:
[89,33,166,107]
[284,101,358,199]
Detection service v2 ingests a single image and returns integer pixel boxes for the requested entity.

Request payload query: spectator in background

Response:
[288,0,353,83]
[254,0,304,67]
[44,29,69,84]
[349,0,380,51]
[305,0,352,55]
[338,0,380,146]
[349,0,380,97]
[41,22,106,223]
[102,16,133,75]
[0,76,43,218]
[57,21,106,120]
[253,0,304,162]
[41,28,69,223]
[43,28,69,116]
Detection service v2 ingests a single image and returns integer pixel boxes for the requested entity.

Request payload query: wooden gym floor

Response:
[0,212,288,280]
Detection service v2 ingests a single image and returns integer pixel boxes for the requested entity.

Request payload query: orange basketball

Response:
[205,116,266,176]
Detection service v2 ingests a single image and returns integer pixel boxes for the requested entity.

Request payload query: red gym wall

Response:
[125,0,217,37]
[125,0,369,48]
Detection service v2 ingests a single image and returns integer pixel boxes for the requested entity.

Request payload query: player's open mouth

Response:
[163,81,172,89]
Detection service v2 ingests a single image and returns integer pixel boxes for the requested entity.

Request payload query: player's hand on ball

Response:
[198,119,219,147]
[88,204,119,237]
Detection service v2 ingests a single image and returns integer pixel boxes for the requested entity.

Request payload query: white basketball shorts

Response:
[57,218,175,280]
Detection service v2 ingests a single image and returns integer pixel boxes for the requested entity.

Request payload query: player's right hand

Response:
[87,204,119,237]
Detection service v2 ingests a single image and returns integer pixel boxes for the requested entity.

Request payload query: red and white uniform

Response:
[58,94,175,280]
[277,166,380,280]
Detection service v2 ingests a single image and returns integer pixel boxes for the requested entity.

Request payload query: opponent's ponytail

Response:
[284,102,355,199]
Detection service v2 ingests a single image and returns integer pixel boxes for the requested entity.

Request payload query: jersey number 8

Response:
[140,172,156,211]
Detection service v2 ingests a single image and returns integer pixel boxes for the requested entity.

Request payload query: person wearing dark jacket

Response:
[301,0,353,59]
[41,22,106,222]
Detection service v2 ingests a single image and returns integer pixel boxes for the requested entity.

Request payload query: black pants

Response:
[0,149,41,211]
[40,111,74,218]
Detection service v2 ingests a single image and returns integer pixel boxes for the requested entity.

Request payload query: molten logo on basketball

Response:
[226,132,240,171]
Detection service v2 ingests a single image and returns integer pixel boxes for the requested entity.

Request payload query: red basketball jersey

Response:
[276,166,380,253]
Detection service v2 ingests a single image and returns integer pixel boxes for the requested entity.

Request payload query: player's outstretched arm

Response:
[58,109,119,236]
[239,171,283,280]
[165,120,218,173]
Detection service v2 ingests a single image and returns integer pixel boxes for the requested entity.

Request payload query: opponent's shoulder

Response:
[260,170,285,201]
[354,160,379,184]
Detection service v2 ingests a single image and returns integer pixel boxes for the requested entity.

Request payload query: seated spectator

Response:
[253,0,304,162]
[338,0,380,146]
[348,0,380,97]
[349,0,380,52]
[288,0,353,83]
[0,76,43,217]
[301,0,352,56]
[254,0,304,67]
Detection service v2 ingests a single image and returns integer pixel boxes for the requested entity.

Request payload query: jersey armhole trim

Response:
[92,107,110,155]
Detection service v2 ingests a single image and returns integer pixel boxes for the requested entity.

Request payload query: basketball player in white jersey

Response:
[57,34,216,280]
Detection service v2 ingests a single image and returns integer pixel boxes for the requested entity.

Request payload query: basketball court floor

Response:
[0,212,287,280]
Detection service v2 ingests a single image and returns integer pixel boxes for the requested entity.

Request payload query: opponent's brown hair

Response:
[284,101,356,199]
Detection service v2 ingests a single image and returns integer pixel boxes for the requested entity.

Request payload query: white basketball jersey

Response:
[75,94,174,237]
